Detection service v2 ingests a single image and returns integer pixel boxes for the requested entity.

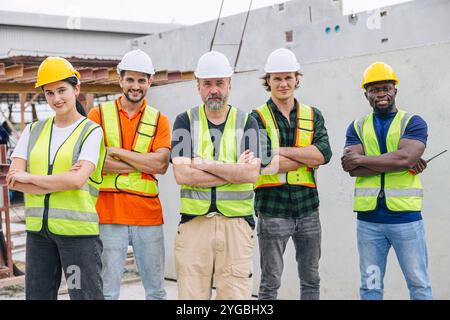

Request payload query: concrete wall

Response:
[136,0,450,73]
[292,0,450,63]
[135,0,342,72]
[148,40,450,299]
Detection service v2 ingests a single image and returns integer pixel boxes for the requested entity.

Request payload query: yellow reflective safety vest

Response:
[98,100,160,198]
[353,110,423,212]
[254,102,316,189]
[25,117,106,236]
[180,105,254,217]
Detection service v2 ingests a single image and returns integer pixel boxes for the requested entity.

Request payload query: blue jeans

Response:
[357,219,432,300]
[257,212,321,300]
[100,224,167,300]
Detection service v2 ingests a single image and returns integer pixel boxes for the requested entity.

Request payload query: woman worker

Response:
[6,57,106,300]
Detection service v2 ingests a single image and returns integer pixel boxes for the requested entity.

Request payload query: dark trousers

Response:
[257,211,322,300]
[25,223,104,300]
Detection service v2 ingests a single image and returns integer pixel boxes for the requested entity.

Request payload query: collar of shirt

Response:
[267,97,300,129]
[267,97,298,119]
[116,96,147,120]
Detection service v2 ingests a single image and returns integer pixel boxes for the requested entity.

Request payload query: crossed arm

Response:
[341,138,427,177]
[105,147,170,175]
[7,158,95,194]
[261,146,325,175]
[173,150,261,187]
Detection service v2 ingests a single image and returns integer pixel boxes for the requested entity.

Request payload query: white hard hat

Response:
[194,51,234,79]
[264,48,301,73]
[117,49,155,75]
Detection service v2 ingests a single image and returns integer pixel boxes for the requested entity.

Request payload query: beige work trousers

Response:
[175,214,256,300]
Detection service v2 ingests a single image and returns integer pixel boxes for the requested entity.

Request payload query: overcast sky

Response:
[0,0,413,25]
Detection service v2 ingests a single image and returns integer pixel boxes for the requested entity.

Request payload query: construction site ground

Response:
[0,205,188,300]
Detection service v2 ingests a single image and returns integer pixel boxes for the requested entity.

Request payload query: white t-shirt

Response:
[11,117,103,168]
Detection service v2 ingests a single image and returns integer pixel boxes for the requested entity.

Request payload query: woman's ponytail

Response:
[76,100,87,116]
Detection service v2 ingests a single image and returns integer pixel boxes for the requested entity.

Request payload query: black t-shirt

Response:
[171,106,260,228]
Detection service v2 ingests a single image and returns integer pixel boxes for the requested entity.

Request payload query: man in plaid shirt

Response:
[251,49,332,300]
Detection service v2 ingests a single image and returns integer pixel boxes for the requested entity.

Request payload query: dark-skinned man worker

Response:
[341,62,432,300]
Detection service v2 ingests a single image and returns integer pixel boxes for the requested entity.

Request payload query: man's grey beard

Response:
[205,95,227,110]
[206,99,224,110]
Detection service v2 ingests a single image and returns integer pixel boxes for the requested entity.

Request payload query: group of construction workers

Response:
[4,46,431,300]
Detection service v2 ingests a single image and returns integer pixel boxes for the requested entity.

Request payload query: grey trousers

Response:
[257,211,321,300]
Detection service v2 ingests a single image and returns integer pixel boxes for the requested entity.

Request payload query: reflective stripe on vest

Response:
[180,105,254,217]
[353,110,423,212]
[98,100,160,198]
[254,102,316,189]
[25,117,105,236]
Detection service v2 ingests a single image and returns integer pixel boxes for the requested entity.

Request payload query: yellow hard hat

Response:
[35,57,81,88]
[361,62,399,89]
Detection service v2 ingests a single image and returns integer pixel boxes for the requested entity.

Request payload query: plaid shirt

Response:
[251,98,332,218]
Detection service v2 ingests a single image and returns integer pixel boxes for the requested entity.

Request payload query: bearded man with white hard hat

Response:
[171,51,261,299]
[251,48,332,300]
[88,49,171,300]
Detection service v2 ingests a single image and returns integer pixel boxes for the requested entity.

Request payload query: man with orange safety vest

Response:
[88,49,171,300]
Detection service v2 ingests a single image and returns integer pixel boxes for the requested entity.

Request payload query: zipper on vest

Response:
[378,173,385,199]
[43,120,55,230]
[43,164,53,228]
[211,187,217,212]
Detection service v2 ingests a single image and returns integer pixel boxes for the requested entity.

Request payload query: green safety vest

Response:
[99,100,160,197]
[254,102,316,189]
[25,117,106,236]
[180,105,254,217]
[353,110,423,212]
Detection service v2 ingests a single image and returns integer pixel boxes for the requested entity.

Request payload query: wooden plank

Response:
[153,70,168,82]
[0,275,25,289]
[81,84,121,93]
[15,66,38,83]
[24,92,40,109]
[11,229,26,237]
[0,83,121,94]
[0,267,12,277]
[19,93,26,129]
[79,68,94,82]
[0,63,5,76]
[108,69,119,82]
[181,71,196,81]
[93,68,109,81]
[168,71,182,82]
[0,65,24,81]
[0,83,39,93]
